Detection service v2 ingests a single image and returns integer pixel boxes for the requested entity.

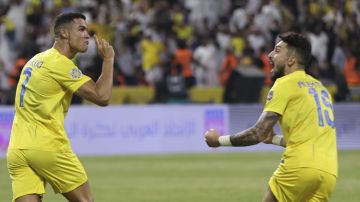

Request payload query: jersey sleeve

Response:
[263,80,291,115]
[49,61,91,93]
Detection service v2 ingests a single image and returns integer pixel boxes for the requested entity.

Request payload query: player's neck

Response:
[284,64,304,75]
[53,41,76,59]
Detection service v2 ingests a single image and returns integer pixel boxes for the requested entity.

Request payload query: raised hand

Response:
[94,34,115,60]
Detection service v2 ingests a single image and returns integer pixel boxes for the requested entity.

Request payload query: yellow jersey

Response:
[140,39,164,70]
[9,48,91,152]
[264,70,338,176]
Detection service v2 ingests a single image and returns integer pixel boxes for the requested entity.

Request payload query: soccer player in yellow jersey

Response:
[205,32,337,202]
[7,12,115,202]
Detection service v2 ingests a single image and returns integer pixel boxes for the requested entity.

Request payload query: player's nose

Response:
[268,51,273,58]
[85,31,90,39]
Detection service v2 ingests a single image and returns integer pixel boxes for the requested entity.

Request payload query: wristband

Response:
[218,135,232,146]
[272,135,282,146]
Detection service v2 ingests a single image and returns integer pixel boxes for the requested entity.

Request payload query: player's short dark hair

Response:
[54,12,86,37]
[279,32,312,67]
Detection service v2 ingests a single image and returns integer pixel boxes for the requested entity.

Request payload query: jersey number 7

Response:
[19,67,32,107]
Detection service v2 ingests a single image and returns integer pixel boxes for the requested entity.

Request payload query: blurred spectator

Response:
[331,39,346,77]
[343,47,360,101]
[224,53,265,103]
[308,22,329,68]
[259,46,272,86]
[216,24,231,51]
[229,1,247,32]
[130,0,151,31]
[0,0,359,104]
[193,36,219,86]
[7,55,26,89]
[185,0,230,33]
[0,56,7,104]
[172,3,193,44]
[6,0,26,47]
[0,8,15,96]
[343,49,360,86]
[246,0,262,15]
[165,63,188,103]
[247,28,266,55]
[253,0,282,40]
[172,39,195,88]
[230,30,246,57]
[219,47,238,86]
[115,41,139,86]
[140,29,164,85]
[153,0,172,34]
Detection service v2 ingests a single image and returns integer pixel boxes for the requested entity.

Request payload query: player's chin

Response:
[271,69,279,81]
[79,46,88,53]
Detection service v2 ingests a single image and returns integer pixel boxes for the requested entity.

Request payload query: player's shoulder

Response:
[272,74,292,89]
[42,48,76,68]
[276,71,317,86]
[271,71,307,93]
[42,48,69,60]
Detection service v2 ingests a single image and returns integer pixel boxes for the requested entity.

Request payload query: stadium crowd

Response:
[0,0,359,104]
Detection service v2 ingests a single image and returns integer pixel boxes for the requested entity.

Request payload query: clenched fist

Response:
[204,129,220,147]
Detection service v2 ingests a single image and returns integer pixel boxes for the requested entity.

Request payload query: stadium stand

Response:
[0,0,359,104]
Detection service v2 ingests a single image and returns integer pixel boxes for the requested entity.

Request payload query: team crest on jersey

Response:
[70,68,83,79]
[267,91,274,101]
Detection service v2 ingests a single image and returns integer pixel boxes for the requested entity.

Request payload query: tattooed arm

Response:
[205,111,280,147]
[230,111,280,146]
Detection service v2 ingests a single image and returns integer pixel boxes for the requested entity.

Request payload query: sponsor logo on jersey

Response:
[70,68,83,79]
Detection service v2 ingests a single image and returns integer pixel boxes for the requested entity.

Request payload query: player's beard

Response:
[271,64,285,82]
[77,43,88,53]
[69,38,88,53]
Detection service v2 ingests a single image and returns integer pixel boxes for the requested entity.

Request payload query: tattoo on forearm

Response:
[229,112,279,147]
[230,127,261,146]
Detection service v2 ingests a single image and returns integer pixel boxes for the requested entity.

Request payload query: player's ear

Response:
[287,56,295,67]
[59,28,69,39]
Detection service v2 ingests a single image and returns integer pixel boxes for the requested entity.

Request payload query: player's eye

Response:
[79,26,87,32]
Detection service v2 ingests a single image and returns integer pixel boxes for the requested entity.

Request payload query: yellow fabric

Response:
[53,0,75,7]
[140,39,164,70]
[345,0,352,14]
[173,13,184,25]
[189,87,223,103]
[231,37,245,56]
[9,48,91,152]
[173,25,193,41]
[264,70,338,176]
[7,149,87,201]
[88,23,113,43]
[309,2,321,15]
[269,167,336,202]
[0,16,15,31]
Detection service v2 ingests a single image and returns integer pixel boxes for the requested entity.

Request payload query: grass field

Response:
[1,150,359,202]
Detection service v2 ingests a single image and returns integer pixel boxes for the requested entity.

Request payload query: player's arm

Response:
[76,35,115,106]
[262,129,286,147]
[205,111,280,147]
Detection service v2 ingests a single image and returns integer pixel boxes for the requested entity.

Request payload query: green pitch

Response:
[1,150,359,202]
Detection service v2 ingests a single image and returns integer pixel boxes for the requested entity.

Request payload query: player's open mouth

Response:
[269,60,274,67]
